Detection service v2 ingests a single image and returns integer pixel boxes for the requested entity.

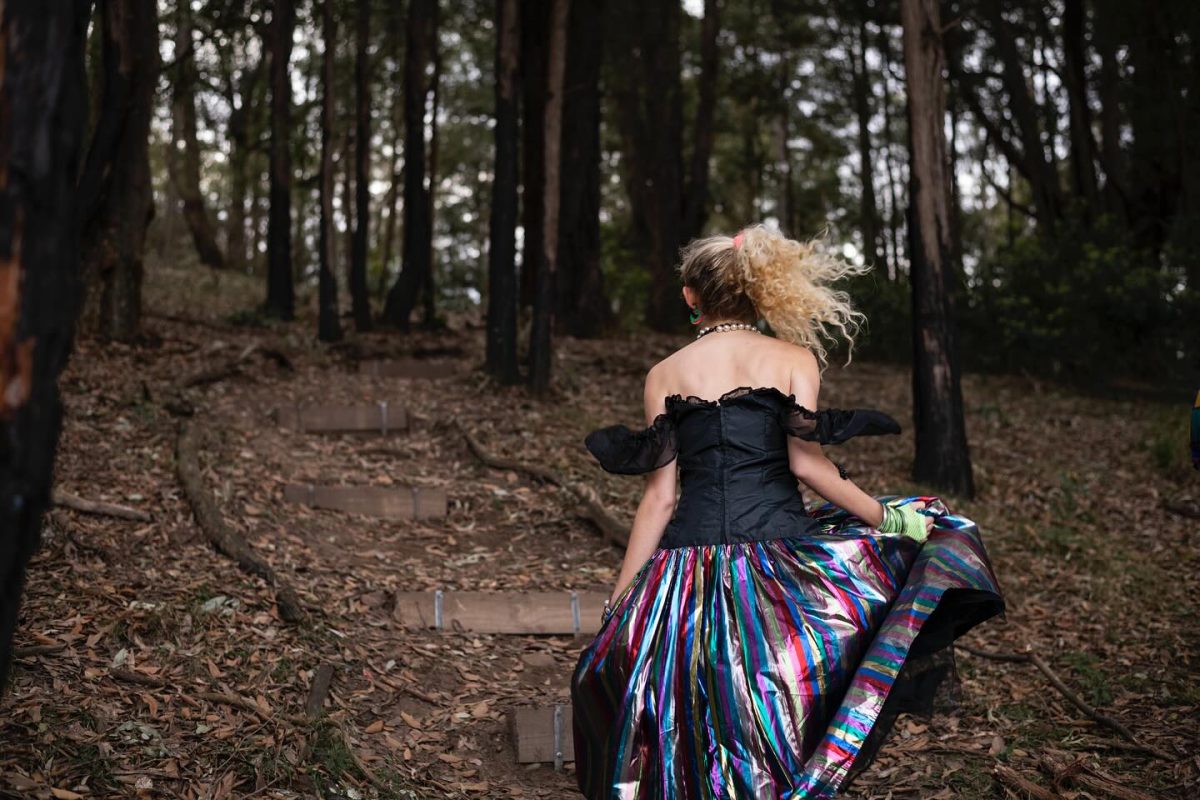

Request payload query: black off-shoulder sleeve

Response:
[779,400,901,444]
[583,411,678,475]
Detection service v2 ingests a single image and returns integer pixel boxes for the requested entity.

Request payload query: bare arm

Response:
[785,356,891,528]
[607,369,677,604]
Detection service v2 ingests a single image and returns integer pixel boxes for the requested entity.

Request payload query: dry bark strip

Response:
[52,489,152,522]
[960,645,1174,761]
[455,418,630,548]
[992,764,1059,799]
[1161,499,1200,520]
[175,419,305,623]
[305,664,335,719]
[1037,753,1162,800]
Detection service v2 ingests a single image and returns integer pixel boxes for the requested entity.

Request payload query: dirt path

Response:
[1,311,1196,799]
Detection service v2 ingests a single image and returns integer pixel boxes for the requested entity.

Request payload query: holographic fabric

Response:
[573,387,1005,799]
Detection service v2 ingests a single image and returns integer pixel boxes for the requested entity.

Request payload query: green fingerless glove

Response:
[878,503,930,544]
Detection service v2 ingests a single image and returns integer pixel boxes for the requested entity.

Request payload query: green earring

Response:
[689,306,702,325]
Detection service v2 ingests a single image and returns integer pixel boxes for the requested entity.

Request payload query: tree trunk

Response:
[0,0,89,692]
[982,0,1061,233]
[682,0,720,242]
[853,5,883,270]
[318,0,342,343]
[423,4,442,327]
[530,0,569,394]
[900,0,975,497]
[78,0,159,341]
[169,0,225,270]
[381,0,436,329]
[265,0,296,320]
[608,0,685,331]
[487,0,522,384]
[555,0,609,338]
[349,0,373,331]
[519,0,549,312]
[1062,0,1100,214]
[1093,0,1128,218]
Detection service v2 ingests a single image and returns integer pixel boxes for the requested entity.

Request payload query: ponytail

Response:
[726,224,870,369]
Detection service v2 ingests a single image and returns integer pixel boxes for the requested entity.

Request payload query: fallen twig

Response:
[455,418,630,548]
[52,489,152,522]
[960,645,1174,761]
[12,644,66,659]
[176,419,306,623]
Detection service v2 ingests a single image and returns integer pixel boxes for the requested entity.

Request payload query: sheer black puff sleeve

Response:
[583,411,678,475]
[779,400,901,444]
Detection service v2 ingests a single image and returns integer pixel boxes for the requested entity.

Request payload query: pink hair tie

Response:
[732,231,745,249]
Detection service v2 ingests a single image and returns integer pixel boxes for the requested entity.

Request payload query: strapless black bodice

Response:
[584,386,901,548]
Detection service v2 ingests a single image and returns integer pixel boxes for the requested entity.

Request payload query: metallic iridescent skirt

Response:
[570,495,1005,800]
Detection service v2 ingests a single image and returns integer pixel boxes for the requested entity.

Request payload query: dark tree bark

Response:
[609,0,685,331]
[169,0,225,270]
[519,0,549,311]
[1062,0,1100,214]
[852,4,883,270]
[222,53,264,274]
[0,0,89,693]
[377,0,404,301]
[981,0,1061,233]
[1093,0,1128,219]
[318,0,342,343]
[900,0,975,497]
[682,0,720,242]
[529,0,569,394]
[78,0,159,341]
[554,0,610,337]
[265,0,296,320]
[1126,0,1183,254]
[349,0,373,331]
[382,0,436,330]
[487,0,522,384]
[422,4,442,328]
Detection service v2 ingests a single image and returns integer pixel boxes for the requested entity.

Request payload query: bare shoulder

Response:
[770,338,821,402]
[769,337,819,372]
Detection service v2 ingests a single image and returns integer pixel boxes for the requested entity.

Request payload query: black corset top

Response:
[583,386,901,548]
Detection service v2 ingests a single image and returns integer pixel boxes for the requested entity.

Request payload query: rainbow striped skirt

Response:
[570,495,1005,799]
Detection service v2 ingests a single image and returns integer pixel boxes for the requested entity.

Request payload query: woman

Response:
[571,224,1005,799]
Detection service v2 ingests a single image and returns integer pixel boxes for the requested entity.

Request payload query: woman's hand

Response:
[879,499,934,542]
[905,500,936,537]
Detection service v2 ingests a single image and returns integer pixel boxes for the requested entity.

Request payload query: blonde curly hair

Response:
[677,223,870,368]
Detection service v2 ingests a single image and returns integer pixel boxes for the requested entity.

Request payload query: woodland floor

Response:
[1,267,1197,799]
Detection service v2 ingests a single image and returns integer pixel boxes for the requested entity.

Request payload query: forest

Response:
[0,0,1196,798]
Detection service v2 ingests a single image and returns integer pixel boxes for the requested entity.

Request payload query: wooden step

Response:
[358,358,459,379]
[393,590,606,635]
[282,484,446,519]
[275,401,408,434]
[511,704,574,767]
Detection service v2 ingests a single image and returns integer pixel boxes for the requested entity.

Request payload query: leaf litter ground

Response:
[1,305,1196,798]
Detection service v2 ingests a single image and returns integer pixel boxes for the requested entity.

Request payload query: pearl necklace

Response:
[695,321,760,340]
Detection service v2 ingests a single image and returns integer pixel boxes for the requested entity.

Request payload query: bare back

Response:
[646,331,820,415]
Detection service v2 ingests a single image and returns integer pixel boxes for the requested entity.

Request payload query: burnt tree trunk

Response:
[900,0,975,497]
[318,0,342,343]
[382,0,436,330]
[609,0,685,331]
[78,0,159,342]
[682,0,720,242]
[982,0,1061,233]
[486,0,522,384]
[350,0,373,331]
[853,4,883,270]
[519,0,549,312]
[529,0,569,394]
[223,54,263,274]
[555,0,609,337]
[169,0,225,270]
[1094,0,1128,219]
[265,0,296,320]
[0,0,89,693]
[422,4,442,327]
[1062,0,1100,214]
